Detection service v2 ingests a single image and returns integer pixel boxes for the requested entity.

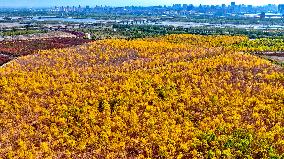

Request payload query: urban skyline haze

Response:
[0,0,282,7]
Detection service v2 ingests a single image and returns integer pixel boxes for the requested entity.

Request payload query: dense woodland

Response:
[0,4,284,158]
[0,34,283,158]
[75,25,284,40]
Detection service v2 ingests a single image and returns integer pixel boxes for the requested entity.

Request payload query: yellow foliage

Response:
[0,34,283,158]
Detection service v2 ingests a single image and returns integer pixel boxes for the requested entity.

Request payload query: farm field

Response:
[0,34,283,158]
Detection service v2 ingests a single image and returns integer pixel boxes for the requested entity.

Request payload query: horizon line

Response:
[0,3,282,9]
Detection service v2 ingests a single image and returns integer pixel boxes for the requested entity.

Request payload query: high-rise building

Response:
[260,12,266,19]
[187,4,194,10]
[279,4,284,13]
[173,4,182,10]
[231,2,236,7]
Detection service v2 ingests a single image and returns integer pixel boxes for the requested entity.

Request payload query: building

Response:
[260,12,265,19]
[231,2,236,7]
[279,4,284,13]
[173,4,182,10]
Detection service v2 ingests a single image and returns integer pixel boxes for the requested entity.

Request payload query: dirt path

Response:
[253,52,284,64]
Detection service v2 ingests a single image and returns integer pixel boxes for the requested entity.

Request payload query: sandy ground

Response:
[262,55,284,63]
[0,31,77,41]
[254,52,284,63]
[0,22,26,28]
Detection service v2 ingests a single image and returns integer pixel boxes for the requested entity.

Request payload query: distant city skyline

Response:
[0,0,282,8]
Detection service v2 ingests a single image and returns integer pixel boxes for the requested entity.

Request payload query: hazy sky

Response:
[0,0,282,7]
